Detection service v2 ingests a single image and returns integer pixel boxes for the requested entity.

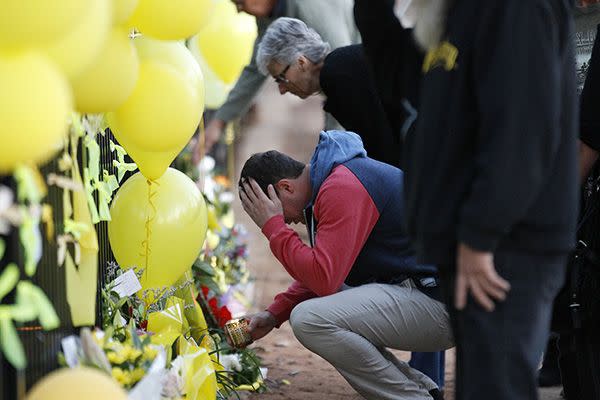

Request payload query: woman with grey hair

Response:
[196,0,360,159]
[256,17,401,166]
[256,17,330,98]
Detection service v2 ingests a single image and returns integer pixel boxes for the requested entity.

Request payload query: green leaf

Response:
[113,310,124,327]
[0,315,26,369]
[0,264,19,302]
[104,326,115,341]
[193,260,216,276]
[130,321,142,348]
[0,238,5,260]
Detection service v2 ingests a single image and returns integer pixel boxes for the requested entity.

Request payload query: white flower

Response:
[202,176,217,202]
[161,356,185,399]
[220,354,242,372]
[160,371,184,399]
[198,156,216,174]
[218,192,234,204]
[0,186,15,234]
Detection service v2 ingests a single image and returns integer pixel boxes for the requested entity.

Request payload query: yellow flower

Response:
[112,367,132,387]
[107,351,127,365]
[122,345,142,362]
[131,368,146,383]
[143,345,158,360]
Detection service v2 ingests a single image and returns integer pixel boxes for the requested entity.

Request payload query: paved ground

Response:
[229,82,563,400]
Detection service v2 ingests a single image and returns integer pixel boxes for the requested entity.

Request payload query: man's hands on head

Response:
[239,178,283,228]
[455,242,511,312]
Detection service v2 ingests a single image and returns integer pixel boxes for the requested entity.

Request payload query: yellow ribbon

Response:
[83,167,101,225]
[140,180,159,279]
[0,270,60,370]
[62,113,100,326]
[56,234,81,267]
[93,170,119,222]
[18,209,42,277]
[110,141,138,183]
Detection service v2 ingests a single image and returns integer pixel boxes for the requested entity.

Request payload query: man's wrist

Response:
[261,214,285,238]
[264,310,277,326]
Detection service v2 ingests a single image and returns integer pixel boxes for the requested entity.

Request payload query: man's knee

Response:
[289,301,325,346]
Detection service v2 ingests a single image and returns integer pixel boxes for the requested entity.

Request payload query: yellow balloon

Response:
[113,0,139,25]
[197,0,256,84]
[188,35,230,109]
[108,168,207,290]
[44,0,112,80]
[27,367,128,400]
[0,52,72,173]
[107,37,204,154]
[0,0,92,49]
[128,0,215,40]
[71,28,139,113]
[134,36,205,106]
[107,118,180,180]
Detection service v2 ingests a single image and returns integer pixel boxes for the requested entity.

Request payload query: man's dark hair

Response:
[239,150,305,194]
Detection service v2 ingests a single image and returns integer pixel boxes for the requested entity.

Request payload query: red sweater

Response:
[262,165,380,325]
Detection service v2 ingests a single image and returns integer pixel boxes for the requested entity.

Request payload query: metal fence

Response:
[0,130,119,400]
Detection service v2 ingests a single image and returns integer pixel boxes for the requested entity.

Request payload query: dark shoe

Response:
[429,388,444,400]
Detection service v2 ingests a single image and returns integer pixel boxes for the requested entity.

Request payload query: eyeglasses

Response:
[273,64,291,84]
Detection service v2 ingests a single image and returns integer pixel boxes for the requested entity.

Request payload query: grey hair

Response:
[256,17,331,75]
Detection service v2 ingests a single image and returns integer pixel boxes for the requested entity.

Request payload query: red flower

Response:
[201,285,210,299]
[139,320,148,330]
[217,306,232,328]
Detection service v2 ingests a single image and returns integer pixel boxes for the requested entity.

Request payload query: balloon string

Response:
[198,118,205,192]
[140,179,159,278]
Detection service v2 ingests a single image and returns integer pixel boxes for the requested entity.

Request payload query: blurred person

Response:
[238,131,453,400]
[403,1,578,400]
[193,0,360,162]
[255,17,399,165]
[353,0,446,385]
[547,21,600,400]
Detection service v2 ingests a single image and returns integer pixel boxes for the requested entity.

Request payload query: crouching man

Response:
[238,131,453,400]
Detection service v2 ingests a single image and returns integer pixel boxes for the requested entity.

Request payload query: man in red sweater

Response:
[238,130,453,400]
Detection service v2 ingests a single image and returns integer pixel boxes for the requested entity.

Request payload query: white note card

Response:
[112,269,142,297]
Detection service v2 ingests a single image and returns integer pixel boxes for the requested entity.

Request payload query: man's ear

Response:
[275,179,293,194]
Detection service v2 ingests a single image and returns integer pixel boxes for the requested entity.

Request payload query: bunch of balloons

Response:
[188,0,257,109]
[0,0,219,173]
[1,0,257,298]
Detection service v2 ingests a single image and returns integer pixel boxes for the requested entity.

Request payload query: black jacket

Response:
[320,45,399,166]
[580,24,600,152]
[405,0,579,265]
[354,0,423,165]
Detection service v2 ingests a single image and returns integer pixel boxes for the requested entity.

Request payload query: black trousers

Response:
[439,247,567,400]
[558,326,600,400]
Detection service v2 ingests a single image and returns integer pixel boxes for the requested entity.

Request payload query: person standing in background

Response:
[354,0,446,388]
[255,17,399,165]
[404,1,578,399]
[193,0,360,162]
